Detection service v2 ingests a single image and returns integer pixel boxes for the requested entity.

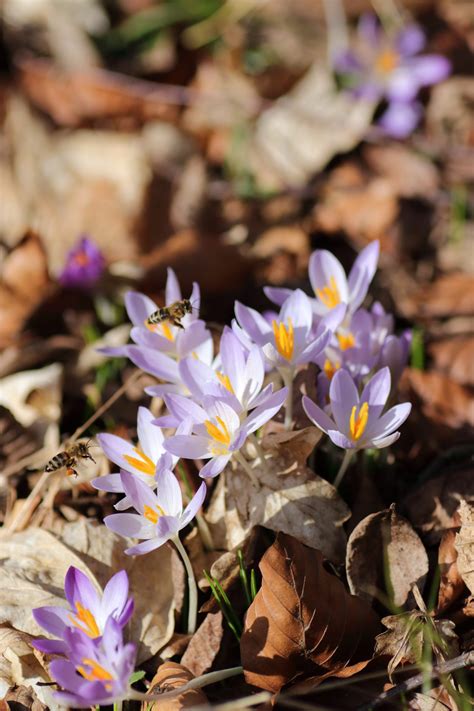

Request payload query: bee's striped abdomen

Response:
[45,452,68,472]
[147,308,168,325]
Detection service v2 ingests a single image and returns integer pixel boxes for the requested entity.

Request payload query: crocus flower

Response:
[335,14,450,137]
[164,391,287,479]
[100,268,213,395]
[59,236,105,287]
[104,469,206,555]
[303,366,411,450]
[49,617,136,707]
[235,289,332,374]
[93,406,184,510]
[33,567,133,656]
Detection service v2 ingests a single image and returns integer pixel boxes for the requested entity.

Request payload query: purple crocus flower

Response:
[33,567,133,656]
[335,14,450,137]
[104,469,207,555]
[92,406,185,510]
[50,618,136,707]
[235,289,332,374]
[265,241,379,319]
[59,236,105,288]
[100,268,213,396]
[303,366,411,450]
[164,391,287,478]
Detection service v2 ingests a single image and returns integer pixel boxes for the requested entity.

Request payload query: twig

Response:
[357,651,474,710]
[322,0,348,65]
[128,666,243,702]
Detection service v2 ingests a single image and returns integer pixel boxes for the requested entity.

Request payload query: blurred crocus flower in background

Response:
[59,236,105,287]
[265,241,379,321]
[303,366,411,451]
[49,618,136,707]
[33,567,133,656]
[104,469,206,555]
[334,13,450,137]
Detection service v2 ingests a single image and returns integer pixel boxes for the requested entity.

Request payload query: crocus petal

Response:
[137,407,164,462]
[358,12,382,46]
[120,471,157,512]
[360,366,391,418]
[371,402,411,439]
[125,291,157,327]
[102,570,130,622]
[371,431,400,449]
[98,433,133,471]
[165,267,182,304]
[33,638,69,655]
[378,100,422,138]
[180,481,207,525]
[347,241,379,312]
[235,301,271,345]
[242,387,287,434]
[329,369,359,435]
[387,68,419,102]
[396,25,425,56]
[131,326,175,353]
[104,512,153,539]
[280,289,313,332]
[64,567,99,613]
[263,286,294,307]
[308,250,349,307]
[164,393,207,424]
[327,430,356,449]
[125,538,163,556]
[409,55,451,87]
[127,346,179,382]
[155,468,183,518]
[165,435,213,460]
[199,455,230,479]
[125,516,178,555]
[296,328,331,365]
[91,473,123,493]
[302,396,336,434]
[32,606,69,638]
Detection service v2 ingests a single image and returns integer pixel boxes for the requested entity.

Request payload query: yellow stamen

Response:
[316,276,340,309]
[124,447,155,476]
[349,402,369,441]
[272,318,294,361]
[205,416,231,447]
[73,251,90,267]
[375,48,399,74]
[143,503,166,524]
[68,602,100,638]
[217,371,234,393]
[78,658,114,689]
[160,322,174,341]
[337,332,355,351]
[323,359,340,381]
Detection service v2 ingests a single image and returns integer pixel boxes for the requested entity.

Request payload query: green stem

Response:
[234,451,259,486]
[334,449,354,488]
[128,666,244,702]
[173,535,198,634]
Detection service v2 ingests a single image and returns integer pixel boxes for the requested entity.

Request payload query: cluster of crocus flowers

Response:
[59,236,106,288]
[334,13,450,137]
[33,567,136,707]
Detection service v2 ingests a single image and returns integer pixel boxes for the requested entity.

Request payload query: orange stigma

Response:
[349,403,369,441]
[78,658,114,689]
[316,276,340,309]
[272,318,294,361]
[337,332,355,351]
[124,447,156,476]
[375,48,399,74]
[68,602,100,638]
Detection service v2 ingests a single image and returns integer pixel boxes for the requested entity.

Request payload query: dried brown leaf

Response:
[429,336,474,387]
[411,273,474,319]
[455,500,474,594]
[180,612,223,676]
[400,368,474,430]
[143,662,208,711]
[436,528,465,613]
[1,685,47,711]
[346,505,429,608]
[240,533,381,693]
[205,428,350,563]
[363,144,439,200]
[404,465,474,544]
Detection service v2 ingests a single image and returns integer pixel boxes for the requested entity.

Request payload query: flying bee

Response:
[145,298,195,331]
[45,441,96,478]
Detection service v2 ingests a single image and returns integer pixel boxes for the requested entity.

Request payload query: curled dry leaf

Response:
[1,685,47,711]
[429,336,474,387]
[455,500,474,595]
[0,627,60,710]
[409,273,474,319]
[400,368,474,430]
[0,521,178,663]
[404,465,474,544]
[346,505,429,608]
[143,661,208,711]
[363,144,439,200]
[181,612,223,677]
[205,428,350,563]
[240,533,381,693]
[375,612,458,680]
[437,527,465,614]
